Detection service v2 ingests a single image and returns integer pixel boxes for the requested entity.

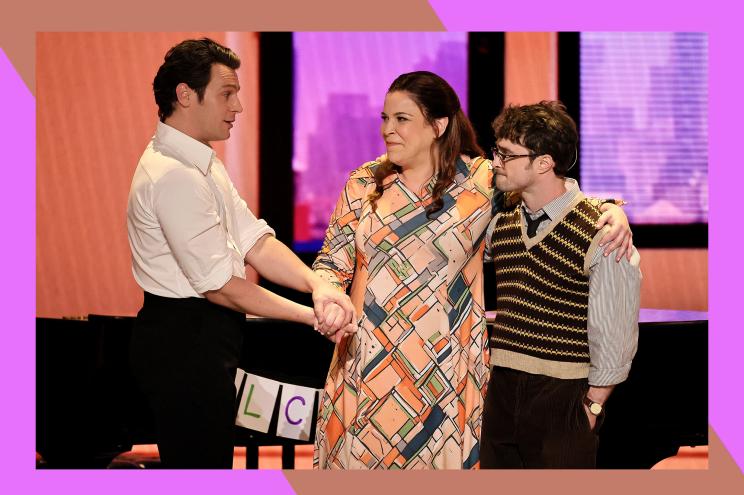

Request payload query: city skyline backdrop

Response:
[292,32,708,250]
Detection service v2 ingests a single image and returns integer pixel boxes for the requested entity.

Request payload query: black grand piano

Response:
[36,308,707,469]
[36,314,335,469]
[595,308,708,468]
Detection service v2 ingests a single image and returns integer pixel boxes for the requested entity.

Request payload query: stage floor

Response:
[125,444,708,469]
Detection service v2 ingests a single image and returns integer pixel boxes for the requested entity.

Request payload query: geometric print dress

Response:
[313,156,494,469]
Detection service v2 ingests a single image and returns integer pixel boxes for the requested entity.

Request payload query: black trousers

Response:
[480,366,601,469]
[130,292,244,469]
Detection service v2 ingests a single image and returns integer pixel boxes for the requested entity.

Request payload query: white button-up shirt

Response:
[127,122,274,298]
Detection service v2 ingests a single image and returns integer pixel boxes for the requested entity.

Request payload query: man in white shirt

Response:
[127,38,355,468]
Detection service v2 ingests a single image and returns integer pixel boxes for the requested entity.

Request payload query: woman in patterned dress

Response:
[312,71,629,469]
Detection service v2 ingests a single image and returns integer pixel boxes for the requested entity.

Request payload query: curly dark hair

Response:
[491,100,578,177]
[369,71,483,217]
[153,38,241,122]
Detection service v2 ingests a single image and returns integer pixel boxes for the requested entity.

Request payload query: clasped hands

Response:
[311,284,358,344]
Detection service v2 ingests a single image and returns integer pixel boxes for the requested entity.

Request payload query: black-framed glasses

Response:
[491,147,539,163]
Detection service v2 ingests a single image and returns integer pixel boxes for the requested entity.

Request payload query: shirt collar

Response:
[454,156,471,183]
[387,155,472,191]
[155,121,215,175]
[522,177,581,220]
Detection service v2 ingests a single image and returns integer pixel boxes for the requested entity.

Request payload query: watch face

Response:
[590,402,603,415]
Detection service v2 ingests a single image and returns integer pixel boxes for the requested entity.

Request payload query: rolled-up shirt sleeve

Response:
[153,167,234,294]
[586,246,642,386]
[225,173,275,259]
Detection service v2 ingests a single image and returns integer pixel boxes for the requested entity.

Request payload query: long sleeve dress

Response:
[313,156,495,469]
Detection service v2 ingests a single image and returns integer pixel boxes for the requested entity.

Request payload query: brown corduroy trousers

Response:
[480,366,603,469]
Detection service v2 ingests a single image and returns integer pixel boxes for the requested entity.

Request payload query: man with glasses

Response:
[479,101,641,468]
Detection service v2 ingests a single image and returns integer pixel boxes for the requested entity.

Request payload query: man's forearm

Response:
[244,234,356,334]
[245,235,319,293]
[204,276,314,325]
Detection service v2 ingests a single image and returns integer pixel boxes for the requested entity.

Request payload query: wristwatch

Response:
[583,395,603,416]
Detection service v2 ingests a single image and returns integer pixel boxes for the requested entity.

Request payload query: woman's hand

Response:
[596,203,634,261]
[313,302,357,343]
[311,283,356,334]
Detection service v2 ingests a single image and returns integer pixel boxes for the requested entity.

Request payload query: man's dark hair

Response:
[153,38,241,122]
[491,100,578,177]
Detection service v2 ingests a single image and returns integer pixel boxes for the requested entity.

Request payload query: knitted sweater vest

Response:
[489,194,603,379]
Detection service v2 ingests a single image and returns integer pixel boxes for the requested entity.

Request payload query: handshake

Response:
[310,282,359,344]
